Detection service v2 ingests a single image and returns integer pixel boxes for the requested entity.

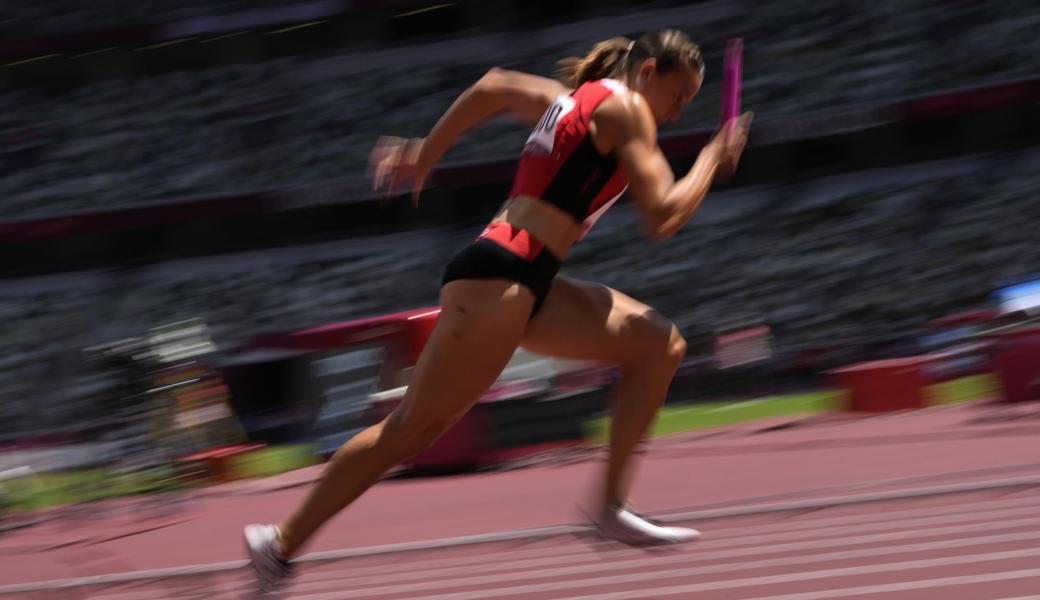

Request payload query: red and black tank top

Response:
[508,79,630,239]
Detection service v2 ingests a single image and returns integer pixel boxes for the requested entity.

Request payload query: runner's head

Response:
[557,29,704,124]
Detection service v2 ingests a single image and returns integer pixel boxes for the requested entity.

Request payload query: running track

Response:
[3,401,1040,599]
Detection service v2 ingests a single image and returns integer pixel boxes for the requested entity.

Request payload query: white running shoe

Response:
[596,505,701,546]
[244,524,294,597]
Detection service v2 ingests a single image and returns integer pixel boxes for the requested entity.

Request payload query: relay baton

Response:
[720,38,743,126]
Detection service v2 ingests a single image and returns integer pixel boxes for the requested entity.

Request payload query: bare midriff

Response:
[490,195,582,261]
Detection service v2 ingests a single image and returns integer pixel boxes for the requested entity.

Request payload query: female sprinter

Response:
[246,29,752,594]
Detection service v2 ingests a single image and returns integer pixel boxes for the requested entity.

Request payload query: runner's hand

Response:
[711,111,753,183]
[368,136,428,206]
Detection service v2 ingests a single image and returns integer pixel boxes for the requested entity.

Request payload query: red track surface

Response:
[3,401,1040,599]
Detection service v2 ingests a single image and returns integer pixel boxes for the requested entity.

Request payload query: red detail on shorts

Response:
[478,223,545,262]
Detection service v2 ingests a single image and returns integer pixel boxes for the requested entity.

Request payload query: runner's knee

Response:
[382,410,460,459]
[621,318,686,374]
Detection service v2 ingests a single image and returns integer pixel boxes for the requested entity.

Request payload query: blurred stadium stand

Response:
[1,0,1037,218]
[3,150,1039,436]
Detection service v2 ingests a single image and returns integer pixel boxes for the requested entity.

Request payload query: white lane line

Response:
[742,572,1040,600]
[655,475,1040,526]
[4,476,1039,596]
[65,509,1040,599]
[232,513,1040,598]
[709,497,1040,540]
[0,526,579,596]
[87,574,244,600]
[652,462,1040,513]
[289,548,1040,600]
[284,494,1040,585]
[706,399,767,412]
[707,503,1040,545]
[286,529,1040,596]
[0,560,246,596]
[294,473,1040,568]
[87,575,246,600]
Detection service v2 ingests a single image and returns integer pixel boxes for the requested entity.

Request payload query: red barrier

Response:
[366,392,491,471]
[828,357,934,413]
[364,308,495,471]
[238,307,535,470]
[990,326,1040,404]
[177,442,266,483]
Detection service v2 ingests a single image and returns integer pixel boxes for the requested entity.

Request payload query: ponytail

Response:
[556,37,633,88]
[557,30,705,89]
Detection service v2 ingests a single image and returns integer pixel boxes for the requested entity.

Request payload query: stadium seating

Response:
[0,0,310,38]
[1,0,1038,218]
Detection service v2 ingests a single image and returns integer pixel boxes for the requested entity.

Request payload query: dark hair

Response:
[556,29,705,88]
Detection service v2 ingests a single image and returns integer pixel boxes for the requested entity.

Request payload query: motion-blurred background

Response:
[1,0,1038,513]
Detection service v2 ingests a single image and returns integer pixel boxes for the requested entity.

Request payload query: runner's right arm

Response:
[371,69,568,200]
[421,68,568,168]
